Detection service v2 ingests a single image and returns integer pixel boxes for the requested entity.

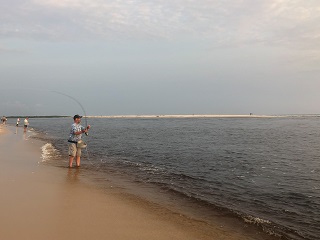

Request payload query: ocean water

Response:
[22,116,319,240]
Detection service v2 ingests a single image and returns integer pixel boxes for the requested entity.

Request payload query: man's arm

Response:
[73,125,90,135]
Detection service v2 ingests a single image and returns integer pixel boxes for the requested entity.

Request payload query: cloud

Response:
[0,0,319,50]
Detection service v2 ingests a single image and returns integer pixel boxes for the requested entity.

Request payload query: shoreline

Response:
[0,126,276,240]
[6,114,320,120]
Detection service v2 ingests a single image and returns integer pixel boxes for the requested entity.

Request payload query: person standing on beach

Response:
[68,114,90,168]
[2,116,7,125]
[16,118,20,127]
[23,117,29,133]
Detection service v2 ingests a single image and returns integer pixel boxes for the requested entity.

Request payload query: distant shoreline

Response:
[6,115,69,119]
[5,114,320,119]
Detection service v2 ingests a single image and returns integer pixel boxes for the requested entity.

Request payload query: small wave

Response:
[139,166,162,173]
[242,215,284,238]
[40,143,61,162]
[122,160,142,167]
[120,160,166,175]
[243,215,271,225]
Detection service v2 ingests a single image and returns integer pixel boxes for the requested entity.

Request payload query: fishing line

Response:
[49,90,93,165]
[51,90,88,131]
[0,87,94,165]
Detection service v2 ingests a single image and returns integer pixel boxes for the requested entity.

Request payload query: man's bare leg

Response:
[69,156,74,168]
[76,156,81,167]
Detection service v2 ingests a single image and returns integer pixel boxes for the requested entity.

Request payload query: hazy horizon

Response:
[4,113,320,118]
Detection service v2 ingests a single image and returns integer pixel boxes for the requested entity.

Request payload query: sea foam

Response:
[41,143,60,162]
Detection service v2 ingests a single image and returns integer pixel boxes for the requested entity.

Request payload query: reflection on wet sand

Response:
[66,167,80,183]
[23,132,27,140]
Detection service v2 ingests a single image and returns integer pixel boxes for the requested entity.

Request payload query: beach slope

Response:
[0,127,268,240]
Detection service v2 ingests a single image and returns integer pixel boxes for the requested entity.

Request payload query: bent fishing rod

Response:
[0,87,93,162]
[51,90,89,135]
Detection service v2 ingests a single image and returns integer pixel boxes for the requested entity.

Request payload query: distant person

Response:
[15,118,20,134]
[68,114,90,168]
[1,116,7,125]
[24,117,29,133]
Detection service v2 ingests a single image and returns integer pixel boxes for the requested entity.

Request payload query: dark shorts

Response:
[24,125,28,128]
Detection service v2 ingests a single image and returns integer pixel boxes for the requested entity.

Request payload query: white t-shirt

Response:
[24,119,29,126]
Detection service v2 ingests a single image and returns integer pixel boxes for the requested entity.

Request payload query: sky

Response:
[0,0,319,116]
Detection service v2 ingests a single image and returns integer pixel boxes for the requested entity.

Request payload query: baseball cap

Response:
[73,114,82,120]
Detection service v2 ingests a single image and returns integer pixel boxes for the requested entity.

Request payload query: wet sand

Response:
[0,124,8,134]
[0,127,271,240]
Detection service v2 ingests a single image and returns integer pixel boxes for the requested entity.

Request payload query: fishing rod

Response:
[0,87,93,164]
[0,88,88,126]
[51,90,89,135]
[50,90,93,164]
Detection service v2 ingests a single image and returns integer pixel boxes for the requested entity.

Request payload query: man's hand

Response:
[83,125,90,134]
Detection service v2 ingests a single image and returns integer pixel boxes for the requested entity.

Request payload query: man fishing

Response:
[68,114,90,168]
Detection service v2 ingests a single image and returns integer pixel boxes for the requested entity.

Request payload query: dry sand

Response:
[0,127,271,240]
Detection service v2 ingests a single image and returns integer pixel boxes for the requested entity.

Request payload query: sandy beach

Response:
[0,124,7,134]
[0,127,272,240]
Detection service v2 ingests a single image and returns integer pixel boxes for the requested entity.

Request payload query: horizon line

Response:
[5,114,320,119]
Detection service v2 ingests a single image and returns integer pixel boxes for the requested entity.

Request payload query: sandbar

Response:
[87,114,277,119]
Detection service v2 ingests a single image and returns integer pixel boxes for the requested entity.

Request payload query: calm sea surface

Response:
[20,116,320,240]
